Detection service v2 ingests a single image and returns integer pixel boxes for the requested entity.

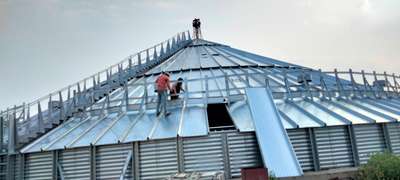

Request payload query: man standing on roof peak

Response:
[155,72,171,117]
[192,18,202,39]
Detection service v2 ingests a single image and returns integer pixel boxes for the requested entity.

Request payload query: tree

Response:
[358,152,400,180]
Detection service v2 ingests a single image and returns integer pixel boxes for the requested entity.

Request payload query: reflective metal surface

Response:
[246,88,303,177]
[20,39,400,154]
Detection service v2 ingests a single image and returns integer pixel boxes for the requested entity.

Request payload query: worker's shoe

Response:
[165,112,171,117]
[156,112,160,116]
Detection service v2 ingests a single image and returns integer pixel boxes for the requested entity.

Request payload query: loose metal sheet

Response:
[246,87,303,177]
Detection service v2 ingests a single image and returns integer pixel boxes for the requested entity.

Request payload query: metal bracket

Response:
[334,69,345,99]
[362,70,376,98]
[283,70,293,101]
[57,161,65,180]
[119,150,133,180]
[319,69,331,100]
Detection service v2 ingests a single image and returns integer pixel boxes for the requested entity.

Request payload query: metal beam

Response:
[319,69,332,100]
[278,110,299,128]
[19,153,25,180]
[41,115,93,150]
[344,100,397,122]
[6,154,15,180]
[283,71,293,101]
[67,112,124,147]
[347,125,360,166]
[334,69,344,98]
[133,142,140,180]
[119,112,145,142]
[381,123,393,153]
[328,100,376,123]
[177,90,188,137]
[176,137,184,173]
[57,161,65,180]
[91,111,127,145]
[8,109,16,154]
[308,128,320,171]
[221,133,231,178]
[0,116,3,153]
[362,70,376,98]
[288,101,326,126]
[362,99,400,116]
[119,150,133,180]
[90,145,96,180]
[208,68,225,97]
[305,99,352,125]
[52,150,59,180]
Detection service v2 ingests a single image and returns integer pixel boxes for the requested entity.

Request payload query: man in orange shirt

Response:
[155,72,171,117]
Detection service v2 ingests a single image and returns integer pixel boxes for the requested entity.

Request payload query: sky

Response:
[0,0,399,110]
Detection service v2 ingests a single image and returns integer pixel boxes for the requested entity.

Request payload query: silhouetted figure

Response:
[192,18,202,39]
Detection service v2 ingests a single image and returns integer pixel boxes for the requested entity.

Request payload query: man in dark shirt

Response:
[171,78,185,100]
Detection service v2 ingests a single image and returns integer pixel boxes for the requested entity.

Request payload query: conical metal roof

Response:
[18,35,400,153]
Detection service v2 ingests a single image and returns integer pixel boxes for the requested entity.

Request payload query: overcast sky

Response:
[0,0,399,110]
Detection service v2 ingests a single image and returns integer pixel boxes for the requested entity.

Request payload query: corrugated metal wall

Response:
[96,144,131,179]
[0,155,6,180]
[13,155,21,180]
[183,133,225,173]
[353,124,387,164]
[314,126,354,169]
[139,139,178,180]
[59,148,91,180]
[387,122,400,155]
[287,128,315,171]
[5,123,400,179]
[24,152,53,180]
[227,132,262,177]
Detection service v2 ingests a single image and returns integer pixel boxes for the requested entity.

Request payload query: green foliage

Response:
[269,171,277,180]
[358,151,400,180]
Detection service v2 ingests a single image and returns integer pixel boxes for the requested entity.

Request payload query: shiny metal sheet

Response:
[48,115,110,151]
[71,113,120,148]
[179,104,208,137]
[20,116,87,153]
[295,101,347,126]
[277,103,321,128]
[336,100,393,123]
[150,107,181,139]
[318,101,370,124]
[124,110,157,142]
[95,112,141,146]
[246,88,303,177]
[228,101,254,132]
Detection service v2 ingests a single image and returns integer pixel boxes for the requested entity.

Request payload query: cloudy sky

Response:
[0,0,399,110]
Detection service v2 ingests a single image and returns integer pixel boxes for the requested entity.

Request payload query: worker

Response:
[192,18,197,28]
[155,72,171,117]
[192,18,202,39]
[195,18,201,29]
[171,78,185,100]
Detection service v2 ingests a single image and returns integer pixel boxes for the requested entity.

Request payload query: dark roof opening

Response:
[207,103,236,131]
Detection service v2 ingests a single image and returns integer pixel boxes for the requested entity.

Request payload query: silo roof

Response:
[20,38,400,153]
